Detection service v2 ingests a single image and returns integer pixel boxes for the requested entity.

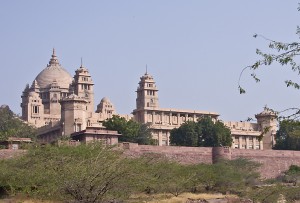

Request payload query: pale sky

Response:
[0,1,299,121]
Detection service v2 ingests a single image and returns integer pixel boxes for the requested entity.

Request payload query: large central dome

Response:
[35,49,73,89]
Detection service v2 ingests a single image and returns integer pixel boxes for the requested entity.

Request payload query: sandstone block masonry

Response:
[2,144,300,179]
[122,143,300,179]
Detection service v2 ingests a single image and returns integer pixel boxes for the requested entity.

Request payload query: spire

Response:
[52,48,56,56]
[80,57,83,68]
[49,48,59,66]
[145,64,148,75]
[30,80,40,92]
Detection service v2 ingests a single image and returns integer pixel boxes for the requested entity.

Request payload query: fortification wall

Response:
[232,149,300,179]
[122,143,300,179]
[122,143,213,164]
[2,144,300,179]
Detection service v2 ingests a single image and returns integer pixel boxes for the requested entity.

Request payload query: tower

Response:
[96,97,116,119]
[73,62,94,115]
[255,107,277,150]
[20,80,45,127]
[136,72,159,110]
[21,49,73,127]
[60,94,88,136]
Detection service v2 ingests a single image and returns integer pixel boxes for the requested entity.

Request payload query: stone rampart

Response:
[122,143,213,164]
[232,149,300,179]
[2,144,300,179]
[122,143,300,179]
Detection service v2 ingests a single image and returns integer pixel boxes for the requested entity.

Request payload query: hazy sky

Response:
[0,1,299,121]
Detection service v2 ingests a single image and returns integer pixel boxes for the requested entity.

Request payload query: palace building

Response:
[21,50,277,149]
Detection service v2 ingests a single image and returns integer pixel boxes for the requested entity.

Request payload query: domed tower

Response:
[96,97,116,119]
[255,107,277,150]
[21,49,73,127]
[136,71,159,110]
[73,62,94,115]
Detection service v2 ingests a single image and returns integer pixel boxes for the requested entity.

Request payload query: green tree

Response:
[0,144,146,202]
[170,121,201,147]
[198,117,232,147]
[0,105,36,141]
[274,120,300,150]
[170,117,232,147]
[103,115,154,144]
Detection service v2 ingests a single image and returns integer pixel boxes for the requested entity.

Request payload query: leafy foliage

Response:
[238,5,300,119]
[0,144,262,201]
[188,159,260,195]
[0,105,36,141]
[239,31,300,94]
[274,119,300,150]
[103,115,154,144]
[0,144,146,202]
[170,117,232,147]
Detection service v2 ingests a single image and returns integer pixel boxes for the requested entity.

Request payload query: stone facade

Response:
[72,127,120,145]
[21,50,276,149]
[21,50,125,144]
[132,72,276,149]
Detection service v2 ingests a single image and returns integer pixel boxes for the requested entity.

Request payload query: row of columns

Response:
[236,136,263,150]
[156,130,170,146]
[143,111,198,126]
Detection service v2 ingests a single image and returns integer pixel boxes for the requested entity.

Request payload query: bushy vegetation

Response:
[0,105,36,141]
[0,144,263,202]
[170,117,232,147]
[246,164,300,203]
[0,144,144,202]
[103,115,154,145]
[275,120,300,150]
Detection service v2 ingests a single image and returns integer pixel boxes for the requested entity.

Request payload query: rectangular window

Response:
[33,106,39,114]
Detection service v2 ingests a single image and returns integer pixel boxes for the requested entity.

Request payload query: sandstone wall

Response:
[2,144,300,179]
[122,143,300,179]
[232,149,300,179]
[122,143,213,164]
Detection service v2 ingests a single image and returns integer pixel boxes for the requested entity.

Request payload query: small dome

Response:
[101,97,111,103]
[35,49,72,89]
[256,106,277,117]
[140,73,154,81]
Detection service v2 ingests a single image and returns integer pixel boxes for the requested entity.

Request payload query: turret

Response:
[96,97,116,119]
[60,94,88,137]
[73,61,94,115]
[136,71,159,110]
[255,107,277,150]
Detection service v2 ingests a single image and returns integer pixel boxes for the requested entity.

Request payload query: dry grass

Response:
[0,198,56,203]
[0,193,236,203]
[129,192,231,203]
